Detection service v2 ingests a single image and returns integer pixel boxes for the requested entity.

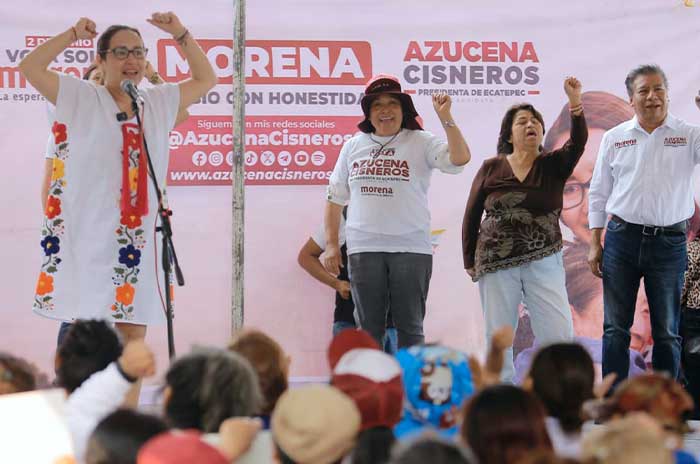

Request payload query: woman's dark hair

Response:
[351,427,395,464]
[83,64,98,81]
[97,25,142,59]
[461,385,552,464]
[543,91,634,152]
[528,343,595,434]
[0,353,36,394]
[85,409,168,464]
[389,436,473,464]
[164,348,262,433]
[56,319,123,393]
[497,104,545,154]
[516,450,582,464]
[228,329,288,415]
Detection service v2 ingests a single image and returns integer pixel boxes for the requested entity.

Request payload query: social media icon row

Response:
[244,150,326,167]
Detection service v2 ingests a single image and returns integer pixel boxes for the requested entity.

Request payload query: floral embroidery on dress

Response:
[111,123,147,320]
[34,122,69,311]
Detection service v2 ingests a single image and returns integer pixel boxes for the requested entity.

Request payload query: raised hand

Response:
[73,18,97,40]
[118,340,156,379]
[218,417,262,461]
[147,12,185,37]
[564,76,582,105]
[432,92,452,118]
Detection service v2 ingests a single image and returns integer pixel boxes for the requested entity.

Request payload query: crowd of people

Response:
[7,6,700,464]
[2,323,699,463]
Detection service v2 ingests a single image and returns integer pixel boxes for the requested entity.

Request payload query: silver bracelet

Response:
[442,120,456,128]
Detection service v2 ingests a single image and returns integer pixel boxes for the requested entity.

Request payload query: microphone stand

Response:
[129,95,184,361]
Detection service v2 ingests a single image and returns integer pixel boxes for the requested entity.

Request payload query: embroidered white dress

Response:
[33,73,179,325]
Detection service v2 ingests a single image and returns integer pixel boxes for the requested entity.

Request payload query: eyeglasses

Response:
[563,179,591,210]
[101,46,148,60]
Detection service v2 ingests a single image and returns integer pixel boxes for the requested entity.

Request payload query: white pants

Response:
[478,252,573,382]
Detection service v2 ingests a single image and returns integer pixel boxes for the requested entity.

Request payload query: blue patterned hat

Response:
[394,345,474,440]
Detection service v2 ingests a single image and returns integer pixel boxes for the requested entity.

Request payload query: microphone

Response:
[120,79,143,104]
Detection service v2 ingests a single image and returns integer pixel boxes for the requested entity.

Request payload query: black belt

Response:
[610,215,687,236]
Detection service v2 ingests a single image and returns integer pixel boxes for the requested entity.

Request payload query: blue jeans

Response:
[602,218,686,385]
[332,321,399,355]
[478,251,573,383]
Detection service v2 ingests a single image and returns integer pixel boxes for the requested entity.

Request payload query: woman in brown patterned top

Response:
[462,77,588,382]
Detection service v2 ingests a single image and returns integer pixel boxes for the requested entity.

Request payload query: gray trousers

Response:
[348,252,432,348]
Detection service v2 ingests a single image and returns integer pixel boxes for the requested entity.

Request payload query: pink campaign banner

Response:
[167,115,358,186]
[1,0,700,382]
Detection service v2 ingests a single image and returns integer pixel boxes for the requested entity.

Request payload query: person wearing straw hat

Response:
[324,74,471,348]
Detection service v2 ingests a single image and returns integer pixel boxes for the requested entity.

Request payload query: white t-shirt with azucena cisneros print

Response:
[327,130,463,256]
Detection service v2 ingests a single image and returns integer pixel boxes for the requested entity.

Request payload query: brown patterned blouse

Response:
[682,238,700,310]
[462,113,587,281]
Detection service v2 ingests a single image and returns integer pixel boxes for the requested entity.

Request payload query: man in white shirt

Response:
[588,64,700,386]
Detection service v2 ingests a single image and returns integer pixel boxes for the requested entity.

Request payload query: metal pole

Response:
[231,0,246,333]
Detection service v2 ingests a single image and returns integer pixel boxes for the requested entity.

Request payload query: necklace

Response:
[369,130,401,159]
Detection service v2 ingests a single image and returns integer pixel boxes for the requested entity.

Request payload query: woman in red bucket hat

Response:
[323,74,471,349]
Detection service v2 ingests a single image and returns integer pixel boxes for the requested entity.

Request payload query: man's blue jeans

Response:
[602,218,686,385]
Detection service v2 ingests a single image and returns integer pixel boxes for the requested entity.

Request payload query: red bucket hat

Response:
[358,74,422,133]
[331,348,404,430]
[327,328,380,371]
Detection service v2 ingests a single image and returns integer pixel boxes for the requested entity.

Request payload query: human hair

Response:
[97,25,142,59]
[461,385,552,464]
[56,319,122,393]
[563,244,601,315]
[389,436,473,464]
[228,329,288,415]
[580,415,673,464]
[515,450,582,464]
[543,91,634,152]
[85,409,168,464]
[497,104,545,154]
[164,348,262,433]
[83,64,99,81]
[350,427,395,464]
[528,343,595,434]
[0,352,36,394]
[624,64,668,98]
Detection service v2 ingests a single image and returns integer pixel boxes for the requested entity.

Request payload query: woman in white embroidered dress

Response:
[20,12,216,399]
